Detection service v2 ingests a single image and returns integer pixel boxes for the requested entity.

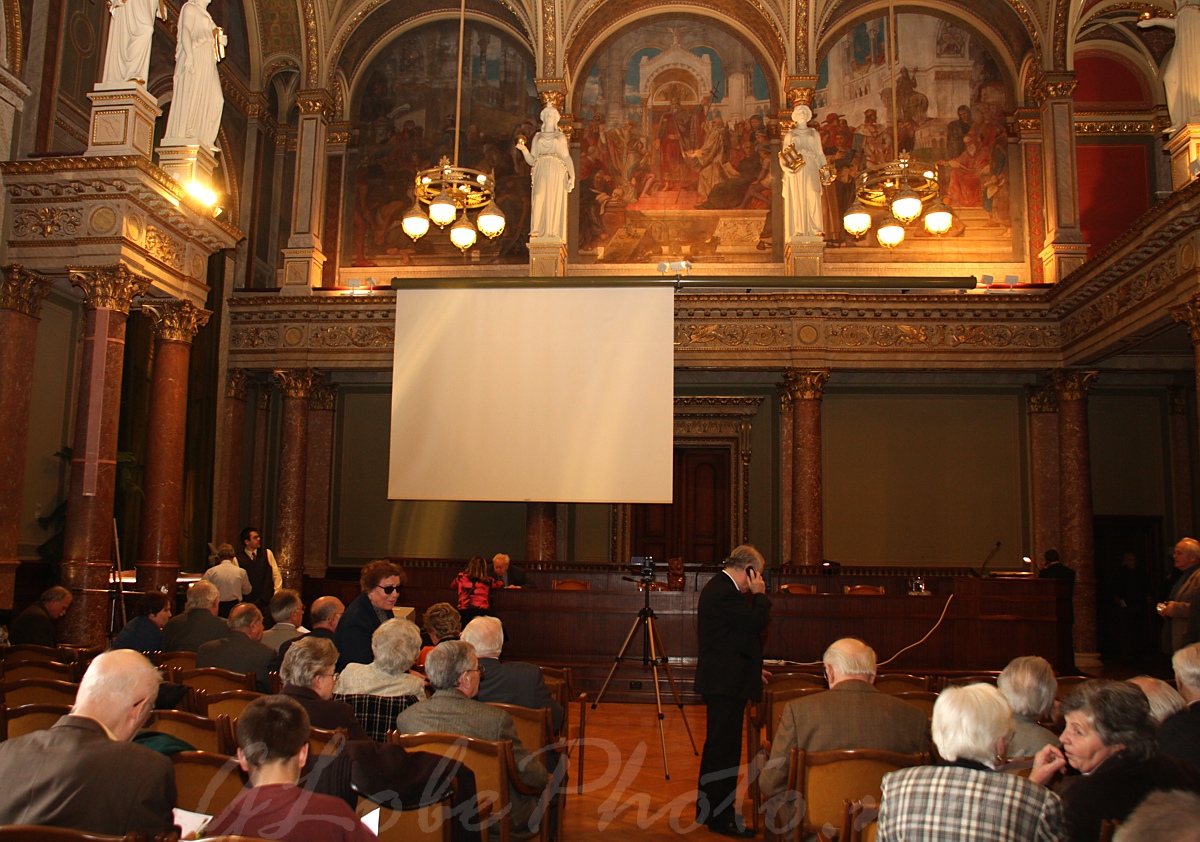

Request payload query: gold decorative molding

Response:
[828,323,1053,348]
[1171,294,1200,344]
[12,207,81,238]
[777,381,792,413]
[536,88,565,111]
[67,264,151,313]
[302,0,319,85]
[145,226,185,270]
[1074,119,1161,135]
[1050,369,1099,400]
[1168,385,1188,416]
[784,368,831,400]
[258,386,272,411]
[141,299,211,343]
[5,0,22,75]
[296,90,332,118]
[787,87,816,108]
[0,264,52,317]
[273,368,320,398]
[1026,381,1058,413]
[1030,72,1078,107]
[225,368,254,401]
[676,322,790,347]
[310,382,338,411]
[541,0,556,74]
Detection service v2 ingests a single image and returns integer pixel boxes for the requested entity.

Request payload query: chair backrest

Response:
[766,686,827,744]
[1,703,71,741]
[843,798,880,842]
[1055,675,1090,699]
[550,579,590,590]
[537,666,572,740]
[891,691,938,719]
[147,709,228,754]
[873,674,930,694]
[941,673,999,689]
[200,689,263,721]
[842,585,885,595]
[0,678,78,707]
[175,667,256,693]
[391,732,512,841]
[766,672,827,691]
[1099,818,1120,842]
[171,750,248,816]
[358,794,453,842]
[487,702,554,758]
[1,644,73,664]
[792,749,928,836]
[0,826,144,842]
[309,725,349,760]
[333,693,418,743]
[780,583,818,594]
[1,661,77,683]
[155,650,198,671]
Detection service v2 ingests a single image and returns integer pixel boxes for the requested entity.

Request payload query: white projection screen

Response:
[388,285,675,503]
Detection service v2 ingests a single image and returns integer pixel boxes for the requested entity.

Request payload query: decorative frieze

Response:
[13,207,81,238]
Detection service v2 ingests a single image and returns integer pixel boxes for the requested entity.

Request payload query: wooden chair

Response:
[0,678,78,707]
[175,667,256,694]
[539,665,587,793]
[392,732,551,842]
[268,671,282,694]
[873,674,930,694]
[0,827,145,842]
[1055,675,1090,699]
[842,585,885,596]
[147,710,234,755]
[171,750,248,816]
[309,725,349,760]
[550,579,590,591]
[1099,818,1120,842]
[940,673,999,689]
[486,701,564,816]
[358,794,453,842]
[155,650,198,671]
[1,661,77,683]
[778,749,928,842]
[765,672,826,691]
[843,799,879,842]
[1,703,71,740]
[745,685,826,833]
[199,689,262,721]
[764,686,827,744]
[0,644,73,664]
[891,691,938,719]
[780,583,817,594]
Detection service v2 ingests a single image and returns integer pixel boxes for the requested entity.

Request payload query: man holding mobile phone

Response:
[695,544,771,838]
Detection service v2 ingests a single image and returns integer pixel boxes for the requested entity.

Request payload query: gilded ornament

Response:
[675,323,789,347]
[273,368,320,398]
[141,299,211,342]
[296,90,331,117]
[225,368,253,400]
[1171,294,1200,343]
[1168,385,1188,416]
[89,206,118,235]
[1031,73,1078,106]
[0,264,53,317]
[1050,369,1099,400]
[67,264,151,312]
[784,369,831,400]
[13,207,81,238]
[1025,382,1058,413]
[310,382,338,411]
[777,382,792,412]
[145,226,185,270]
[537,88,565,111]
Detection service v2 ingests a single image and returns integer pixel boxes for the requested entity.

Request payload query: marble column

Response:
[786,369,830,567]
[1051,368,1100,663]
[1026,380,1061,562]
[1167,386,1194,537]
[215,369,253,545]
[134,300,211,594]
[249,384,271,528]
[0,265,53,611]
[1171,297,1200,493]
[60,265,152,647]
[777,383,794,565]
[526,502,556,562]
[1033,73,1089,283]
[280,92,330,294]
[304,382,336,578]
[273,368,318,589]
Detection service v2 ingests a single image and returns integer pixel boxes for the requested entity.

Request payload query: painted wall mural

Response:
[575,20,776,264]
[343,21,538,267]
[816,13,1017,259]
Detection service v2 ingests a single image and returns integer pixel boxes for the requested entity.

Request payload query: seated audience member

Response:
[203,694,378,842]
[760,637,931,799]
[396,640,551,834]
[453,556,500,625]
[1128,674,1186,723]
[876,684,1064,841]
[417,602,461,667]
[279,595,344,663]
[204,542,251,617]
[1160,642,1200,772]
[461,616,563,732]
[1112,789,1200,842]
[196,602,277,692]
[491,553,532,588]
[997,655,1060,756]
[335,618,426,698]
[261,588,306,653]
[110,590,172,654]
[9,585,72,646]
[1030,680,1200,842]
[163,580,230,652]
[334,560,405,670]
[0,649,175,836]
[280,635,370,740]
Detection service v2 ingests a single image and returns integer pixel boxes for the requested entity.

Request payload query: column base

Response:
[155,144,218,191]
[280,248,327,295]
[1165,123,1200,191]
[784,236,825,276]
[85,85,161,159]
[1073,651,1103,675]
[528,240,567,277]
[1039,242,1089,284]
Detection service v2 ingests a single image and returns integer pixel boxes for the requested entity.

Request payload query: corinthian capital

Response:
[784,368,831,401]
[273,368,320,398]
[1026,380,1058,413]
[141,299,212,343]
[67,264,151,312]
[1049,369,1099,401]
[0,264,52,317]
[1171,294,1200,344]
[226,368,254,401]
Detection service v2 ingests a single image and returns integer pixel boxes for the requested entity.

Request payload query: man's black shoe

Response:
[708,820,755,838]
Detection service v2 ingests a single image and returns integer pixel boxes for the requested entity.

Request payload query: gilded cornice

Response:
[225,367,254,401]
[1073,117,1166,134]
[141,299,212,343]
[4,0,21,75]
[0,264,51,317]
[68,264,151,313]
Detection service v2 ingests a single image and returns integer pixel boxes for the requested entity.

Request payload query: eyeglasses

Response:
[376,585,400,594]
[464,667,485,676]
[316,671,336,681]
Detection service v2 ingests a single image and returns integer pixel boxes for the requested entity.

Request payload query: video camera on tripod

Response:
[630,555,656,582]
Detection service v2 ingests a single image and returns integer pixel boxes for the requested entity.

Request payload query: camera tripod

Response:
[588,575,698,779]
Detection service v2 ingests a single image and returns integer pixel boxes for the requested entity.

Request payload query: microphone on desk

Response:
[975,540,1003,578]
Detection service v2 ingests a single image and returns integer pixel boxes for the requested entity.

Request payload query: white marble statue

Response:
[162,0,227,151]
[1140,0,1200,131]
[779,104,827,239]
[515,103,575,241]
[101,0,167,87]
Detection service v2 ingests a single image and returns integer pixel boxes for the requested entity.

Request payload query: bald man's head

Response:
[73,650,161,741]
[822,638,878,686]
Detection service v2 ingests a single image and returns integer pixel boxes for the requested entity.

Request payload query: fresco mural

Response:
[343,22,538,267]
[816,14,1017,259]
[575,21,776,264]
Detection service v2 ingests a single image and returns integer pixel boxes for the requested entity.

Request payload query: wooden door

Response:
[631,447,731,565]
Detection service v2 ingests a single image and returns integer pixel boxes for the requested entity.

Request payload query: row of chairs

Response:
[0,829,269,842]
[763,669,1091,696]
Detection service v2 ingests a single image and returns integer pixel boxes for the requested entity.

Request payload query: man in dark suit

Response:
[0,649,175,836]
[461,615,563,732]
[278,595,344,663]
[695,544,771,838]
[9,585,72,646]
[237,525,276,613]
[162,580,231,652]
[196,603,277,692]
[491,553,532,588]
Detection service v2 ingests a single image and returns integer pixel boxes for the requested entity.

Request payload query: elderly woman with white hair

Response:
[333,618,426,698]
[877,683,1065,841]
[997,655,1060,757]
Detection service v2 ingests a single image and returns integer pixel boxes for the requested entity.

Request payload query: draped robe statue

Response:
[516,104,576,241]
[101,0,167,87]
[161,0,227,151]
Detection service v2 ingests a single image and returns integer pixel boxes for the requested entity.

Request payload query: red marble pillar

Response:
[1168,386,1194,538]
[60,265,152,648]
[1026,380,1061,562]
[526,503,556,562]
[777,384,793,565]
[249,384,270,529]
[0,265,53,611]
[273,368,317,589]
[134,300,211,593]
[304,382,336,578]
[1171,298,1200,534]
[786,369,830,568]
[215,369,253,546]
[1052,368,1099,660]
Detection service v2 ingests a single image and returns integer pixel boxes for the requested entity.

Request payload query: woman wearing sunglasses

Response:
[334,559,406,670]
